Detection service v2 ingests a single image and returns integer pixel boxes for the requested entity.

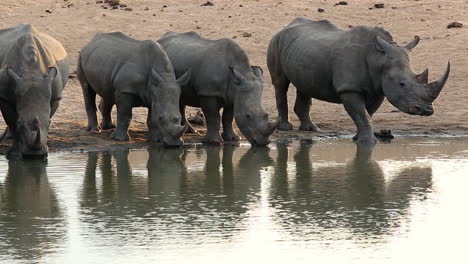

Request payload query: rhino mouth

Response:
[408,105,434,116]
[22,151,48,159]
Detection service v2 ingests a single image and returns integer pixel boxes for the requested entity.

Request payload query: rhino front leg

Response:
[200,96,223,145]
[340,93,378,144]
[221,105,240,142]
[110,94,133,141]
[352,96,385,140]
[294,92,320,132]
[99,98,116,130]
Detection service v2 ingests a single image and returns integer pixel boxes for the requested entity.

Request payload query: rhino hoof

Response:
[202,135,222,145]
[299,123,320,132]
[222,133,240,142]
[110,131,130,141]
[86,126,102,132]
[277,121,293,131]
[100,122,116,130]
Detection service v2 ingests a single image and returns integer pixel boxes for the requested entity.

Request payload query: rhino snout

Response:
[408,105,434,116]
[162,137,184,148]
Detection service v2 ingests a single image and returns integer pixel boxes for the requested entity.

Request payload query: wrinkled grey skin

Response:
[77,32,190,147]
[267,18,450,144]
[0,24,69,159]
[158,31,277,146]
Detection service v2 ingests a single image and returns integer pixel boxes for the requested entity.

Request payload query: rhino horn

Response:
[415,68,429,84]
[6,66,21,82]
[426,62,450,101]
[178,123,188,138]
[32,126,42,150]
[405,35,420,51]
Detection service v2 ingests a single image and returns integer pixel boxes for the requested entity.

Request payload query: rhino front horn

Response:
[178,123,188,138]
[426,61,450,101]
[32,127,42,150]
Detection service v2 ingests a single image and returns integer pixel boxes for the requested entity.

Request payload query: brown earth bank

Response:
[1,0,467,154]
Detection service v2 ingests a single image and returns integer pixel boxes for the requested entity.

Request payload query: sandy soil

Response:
[1,0,467,153]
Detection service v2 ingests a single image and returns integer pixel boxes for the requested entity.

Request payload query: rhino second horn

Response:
[415,68,429,84]
[426,61,450,101]
[266,120,279,137]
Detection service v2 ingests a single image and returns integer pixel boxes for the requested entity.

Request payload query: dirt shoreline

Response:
[1,0,468,155]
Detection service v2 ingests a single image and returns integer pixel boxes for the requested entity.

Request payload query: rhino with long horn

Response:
[267,18,450,144]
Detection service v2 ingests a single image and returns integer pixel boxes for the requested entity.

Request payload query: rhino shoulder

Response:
[287,17,338,31]
[347,26,394,45]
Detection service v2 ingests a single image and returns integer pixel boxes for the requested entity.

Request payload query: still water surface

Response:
[0,139,467,264]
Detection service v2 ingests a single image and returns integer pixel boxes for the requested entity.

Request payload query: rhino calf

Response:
[158,32,277,146]
[77,32,190,147]
[0,24,70,159]
[267,18,450,144]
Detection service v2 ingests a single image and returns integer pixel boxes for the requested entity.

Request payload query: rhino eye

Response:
[246,114,251,119]
[399,81,407,88]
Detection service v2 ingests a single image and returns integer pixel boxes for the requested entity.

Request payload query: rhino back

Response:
[159,32,251,103]
[270,18,392,103]
[0,24,69,100]
[79,32,174,102]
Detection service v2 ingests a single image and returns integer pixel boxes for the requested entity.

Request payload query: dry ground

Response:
[0,0,467,152]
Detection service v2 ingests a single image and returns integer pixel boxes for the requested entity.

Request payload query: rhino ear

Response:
[176,69,191,87]
[230,66,246,85]
[404,35,420,51]
[45,66,57,82]
[375,36,393,53]
[251,66,263,77]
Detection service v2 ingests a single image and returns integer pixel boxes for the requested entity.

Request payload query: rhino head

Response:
[0,66,57,158]
[147,68,190,147]
[231,66,277,146]
[376,36,450,116]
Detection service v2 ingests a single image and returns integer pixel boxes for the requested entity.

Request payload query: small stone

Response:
[201,1,214,6]
[447,21,463,29]
[124,7,132,11]
[102,13,106,16]
[152,13,156,16]
[108,0,121,6]
[67,3,74,7]
[317,8,325,12]
[241,32,252,37]
[144,7,149,10]
[102,5,108,9]
[119,4,127,7]
[111,6,118,9]
[374,3,384,8]
[239,4,243,7]
[232,35,237,39]
[45,9,52,13]
[96,0,103,3]
[196,25,201,29]
[162,5,167,8]
[334,1,348,6]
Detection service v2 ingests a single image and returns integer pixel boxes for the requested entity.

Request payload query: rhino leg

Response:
[180,104,197,134]
[81,80,101,132]
[99,98,116,130]
[353,96,385,140]
[200,96,222,145]
[294,92,320,132]
[110,94,133,141]
[340,93,378,144]
[221,105,240,142]
[272,76,293,131]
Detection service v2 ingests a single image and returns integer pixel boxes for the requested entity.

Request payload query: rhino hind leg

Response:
[80,78,101,132]
[110,94,133,141]
[221,105,240,142]
[99,98,116,130]
[272,75,293,131]
[294,92,320,132]
[200,96,223,145]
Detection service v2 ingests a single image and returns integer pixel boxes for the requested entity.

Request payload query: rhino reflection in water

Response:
[268,18,450,144]
[269,142,433,238]
[0,159,64,262]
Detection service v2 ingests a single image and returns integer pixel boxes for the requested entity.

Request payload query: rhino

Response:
[158,32,277,146]
[77,32,190,147]
[0,24,69,158]
[267,18,450,143]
